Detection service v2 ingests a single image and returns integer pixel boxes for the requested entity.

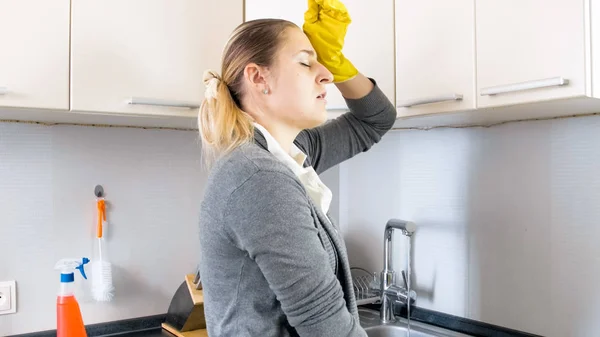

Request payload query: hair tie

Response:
[203,70,222,101]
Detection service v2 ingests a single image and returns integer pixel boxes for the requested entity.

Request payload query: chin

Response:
[311,108,329,127]
[318,111,329,124]
[295,107,328,130]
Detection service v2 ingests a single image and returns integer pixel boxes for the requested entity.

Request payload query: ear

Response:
[244,63,270,93]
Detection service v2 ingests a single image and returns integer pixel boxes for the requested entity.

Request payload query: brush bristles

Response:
[92,261,115,302]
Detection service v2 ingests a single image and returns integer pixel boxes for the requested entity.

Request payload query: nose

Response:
[317,63,333,84]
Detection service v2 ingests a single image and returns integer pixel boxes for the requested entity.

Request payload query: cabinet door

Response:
[245,0,395,112]
[71,0,243,116]
[395,0,475,117]
[0,0,70,110]
[476,0,586,108]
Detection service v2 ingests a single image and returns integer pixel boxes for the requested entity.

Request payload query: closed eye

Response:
[300,62,311,68]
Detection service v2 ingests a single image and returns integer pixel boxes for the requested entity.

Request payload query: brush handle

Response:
[97,199,106,238]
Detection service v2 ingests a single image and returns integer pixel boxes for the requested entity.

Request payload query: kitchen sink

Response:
[359,308,472,337]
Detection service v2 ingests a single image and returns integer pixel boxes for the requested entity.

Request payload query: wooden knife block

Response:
[162,274,208,337]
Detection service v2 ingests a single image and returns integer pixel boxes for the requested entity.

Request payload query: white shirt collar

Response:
[254,123,332,215]
[254,123,307,172]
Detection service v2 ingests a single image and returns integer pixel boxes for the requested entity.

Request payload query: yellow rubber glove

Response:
[302,0,358,83]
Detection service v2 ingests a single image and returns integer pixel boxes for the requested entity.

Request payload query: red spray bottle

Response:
[55,258,90,337]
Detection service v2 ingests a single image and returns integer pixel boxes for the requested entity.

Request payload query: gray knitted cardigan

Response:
[199,79,396,337]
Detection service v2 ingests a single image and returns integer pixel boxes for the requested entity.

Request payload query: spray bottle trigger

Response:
[76,258,90,280]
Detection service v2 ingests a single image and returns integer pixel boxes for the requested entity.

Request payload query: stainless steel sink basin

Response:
[358,308,472,337]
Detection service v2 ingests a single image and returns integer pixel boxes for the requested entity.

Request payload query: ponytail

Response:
[198,19,298,169]
[198,70,254,169]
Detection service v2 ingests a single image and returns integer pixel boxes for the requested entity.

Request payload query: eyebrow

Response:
[297,49,316,57]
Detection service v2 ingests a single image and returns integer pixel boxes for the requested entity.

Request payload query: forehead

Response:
[279,26,316,57]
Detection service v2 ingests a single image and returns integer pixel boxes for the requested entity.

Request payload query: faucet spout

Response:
[382,219,415,274]
[380,219,416,324]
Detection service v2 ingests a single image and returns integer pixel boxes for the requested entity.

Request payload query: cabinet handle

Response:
[0,87,7,95]
[127,97,200,109]
[480,77,569,96]
[397,94,463,108]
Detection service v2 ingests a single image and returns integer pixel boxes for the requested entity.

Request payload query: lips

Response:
[317,91,327,99]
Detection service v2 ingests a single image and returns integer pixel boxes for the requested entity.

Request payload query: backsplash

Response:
[3,113,599,337]
[0,122,201,335]
[338,114,600,337]
[0,121,339,336]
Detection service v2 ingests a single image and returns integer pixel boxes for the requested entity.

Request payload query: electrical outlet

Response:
[0,280,16,315]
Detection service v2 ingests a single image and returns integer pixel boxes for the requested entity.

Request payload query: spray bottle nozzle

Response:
[55,258,90,282]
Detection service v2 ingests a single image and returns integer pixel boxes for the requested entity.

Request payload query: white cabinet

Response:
[476,0,587,108]
[70,0,243,117]
[245,0,305,25]
[245,0,395,112]
[0,0,70,110]
[395,0,475,118]
[4,0,600,130]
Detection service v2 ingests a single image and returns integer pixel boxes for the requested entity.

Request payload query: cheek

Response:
[280,73,310,103]
[272,70,317,113]
[296,72,316,99]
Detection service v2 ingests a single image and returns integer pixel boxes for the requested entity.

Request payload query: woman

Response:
[198,0,396,336]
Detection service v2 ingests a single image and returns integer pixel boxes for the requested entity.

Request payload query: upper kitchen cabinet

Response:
[70,0,243,117]
[476,0,587,108]
[245,0,395,113]
[395,0,475,118]
[0,0,70,110]
[245,0,306,24]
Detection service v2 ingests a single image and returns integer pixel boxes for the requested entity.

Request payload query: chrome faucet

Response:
[380,219,416,324]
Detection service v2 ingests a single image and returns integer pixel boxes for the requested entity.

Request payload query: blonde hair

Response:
[198,19,298,168]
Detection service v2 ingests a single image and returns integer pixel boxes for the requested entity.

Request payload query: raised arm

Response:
[294,75,395,173]
[298,0,396,173]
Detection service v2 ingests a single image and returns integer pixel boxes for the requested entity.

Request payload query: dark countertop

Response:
[103,328,173,337]
[11,305,542,337]
[9,314,168,337]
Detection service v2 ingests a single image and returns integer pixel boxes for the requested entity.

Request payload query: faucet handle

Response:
[401,270,408,289]
[381,270,396,288]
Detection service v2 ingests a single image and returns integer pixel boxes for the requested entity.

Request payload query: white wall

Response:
[0,121,340,336]
[6,113,598,337]
[0,122,206,335]
[339,114,600,337]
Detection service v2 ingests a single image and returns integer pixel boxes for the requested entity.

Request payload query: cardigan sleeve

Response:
[294,78,396,174]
